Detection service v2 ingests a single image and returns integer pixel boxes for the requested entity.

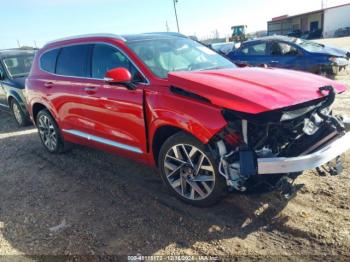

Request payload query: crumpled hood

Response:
[312,45,350,58]
[168,67,347,114]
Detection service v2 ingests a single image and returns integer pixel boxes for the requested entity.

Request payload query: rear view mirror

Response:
[104,67,135,89]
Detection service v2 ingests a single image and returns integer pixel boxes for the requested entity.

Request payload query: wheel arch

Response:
[147,97,227,165]
[7,91,26,112]
[151,125,183,166]
[31,101,57,124]
[150,120,225,166]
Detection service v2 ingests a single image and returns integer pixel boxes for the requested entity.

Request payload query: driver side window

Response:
[92,44,143,82]
[271,42,299,56]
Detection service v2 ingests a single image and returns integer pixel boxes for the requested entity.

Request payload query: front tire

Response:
[158,132,226,207]
[36,110,67,154]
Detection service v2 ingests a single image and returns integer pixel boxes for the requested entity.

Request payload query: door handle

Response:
[44,82,54,88]
[270,60,279,63]
[84,86,98,94]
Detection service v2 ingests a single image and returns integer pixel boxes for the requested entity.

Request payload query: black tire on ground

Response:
[158,131,227,207]
[10,99,29,127]
[36,109,70,154]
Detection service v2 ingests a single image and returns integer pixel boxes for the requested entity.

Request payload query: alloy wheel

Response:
[163,144,216,200]
[38,115,57,151]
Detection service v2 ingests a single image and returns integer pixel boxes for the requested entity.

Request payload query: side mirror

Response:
[104,67,135,89]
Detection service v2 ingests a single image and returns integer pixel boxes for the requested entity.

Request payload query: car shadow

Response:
[0,111,33,135]
[0,112,308,257]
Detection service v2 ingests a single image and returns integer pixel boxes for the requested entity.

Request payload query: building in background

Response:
[267,3,350,38]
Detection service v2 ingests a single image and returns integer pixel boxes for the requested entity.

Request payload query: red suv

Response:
[26,33,350,206]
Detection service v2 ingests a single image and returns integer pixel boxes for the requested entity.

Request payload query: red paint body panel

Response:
[146,85,227,144]
[169,67,347,114]
[25,35,348,167]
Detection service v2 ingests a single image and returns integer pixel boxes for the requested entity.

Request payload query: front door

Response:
[268,41,303,69]
[77,43,148,155]
[0,63,8,109]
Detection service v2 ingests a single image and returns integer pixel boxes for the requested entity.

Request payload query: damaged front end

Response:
[209,86,350,193]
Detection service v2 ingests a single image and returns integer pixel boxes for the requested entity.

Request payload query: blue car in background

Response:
[227,36,350,76]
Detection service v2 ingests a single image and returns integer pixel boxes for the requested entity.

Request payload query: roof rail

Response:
[45,33,126,45]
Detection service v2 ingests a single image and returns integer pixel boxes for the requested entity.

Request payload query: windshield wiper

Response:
[198,66,227,71]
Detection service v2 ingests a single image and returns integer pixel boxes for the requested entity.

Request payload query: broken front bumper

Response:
[258,131,350,174]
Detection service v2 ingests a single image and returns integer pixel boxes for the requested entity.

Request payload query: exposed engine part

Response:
[217,141,247,191]
[340,115,350,132]
[215,85,349,192]
[303,117,320,135]
[275,175,298,200]
[300,131,337,155]
[316,156,343,177]
[303,112,324,135]
[256,147,274,158]
[216,140,227,156]
[239,149,257,178]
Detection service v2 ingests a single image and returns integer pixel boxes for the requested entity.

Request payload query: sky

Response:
[1,0,349,49]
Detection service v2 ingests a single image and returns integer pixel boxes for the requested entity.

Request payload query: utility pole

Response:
[173,0,180,32]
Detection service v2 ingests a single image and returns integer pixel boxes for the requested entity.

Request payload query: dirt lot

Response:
[1,62,350,261]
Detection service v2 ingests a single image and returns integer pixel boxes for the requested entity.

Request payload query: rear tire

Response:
[36,110,69,154]
[11,100,29,127]
[158,132,226,207]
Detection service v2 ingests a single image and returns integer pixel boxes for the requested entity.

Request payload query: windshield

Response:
[295,38,324,52]
[127,37,236,78]
[2,54,34,78]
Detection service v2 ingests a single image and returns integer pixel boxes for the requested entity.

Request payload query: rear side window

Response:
[56,45,91,77]
[271,42,299,56]
[40,49,59,73]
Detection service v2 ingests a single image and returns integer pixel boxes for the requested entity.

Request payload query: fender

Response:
[146,88,227,147]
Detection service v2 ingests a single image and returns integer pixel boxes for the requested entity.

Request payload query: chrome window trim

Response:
[39,41,150,85]
[62,129,143,154]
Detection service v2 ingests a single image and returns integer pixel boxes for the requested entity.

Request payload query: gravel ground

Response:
[0,66,350,261]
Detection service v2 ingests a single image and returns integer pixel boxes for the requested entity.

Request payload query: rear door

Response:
[0,62,8,109]
[74,43,148,155]
[43,44,93,132]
